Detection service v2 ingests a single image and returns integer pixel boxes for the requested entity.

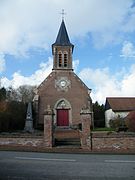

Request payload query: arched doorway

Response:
[57,109,69,126]
[54,99,72,127]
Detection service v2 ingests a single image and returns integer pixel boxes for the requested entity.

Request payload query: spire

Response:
[53,20,74,48]
[52,17,74,70]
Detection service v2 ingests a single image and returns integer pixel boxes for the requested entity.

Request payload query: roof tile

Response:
[105,97,135,111]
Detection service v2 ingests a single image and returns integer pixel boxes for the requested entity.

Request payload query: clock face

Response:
[60,80,66,87]
[55,77,71,91]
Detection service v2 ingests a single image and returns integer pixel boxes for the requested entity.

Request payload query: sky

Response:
[0,0,135,104]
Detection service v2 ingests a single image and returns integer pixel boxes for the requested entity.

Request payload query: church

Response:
[34,19,93,148]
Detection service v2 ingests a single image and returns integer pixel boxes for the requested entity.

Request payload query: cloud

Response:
[0,0,134,57]
[0,53,6,73]
[73,59,79,72]
[1,0,135,104]
[0,0,56,57]
[1,56,135,104]
[1,58,79,89]
[1,57,53,88]
[79,64,135,104]
[121,64,135,94]
[120,41,135,58]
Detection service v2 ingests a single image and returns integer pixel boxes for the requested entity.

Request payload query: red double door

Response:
[57,109,69,126]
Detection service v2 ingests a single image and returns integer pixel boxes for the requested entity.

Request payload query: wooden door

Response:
[57,109,69,126]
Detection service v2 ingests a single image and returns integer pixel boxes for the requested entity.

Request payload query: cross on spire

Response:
[60,9,66,20]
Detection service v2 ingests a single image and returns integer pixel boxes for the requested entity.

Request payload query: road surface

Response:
[0,151,135,179]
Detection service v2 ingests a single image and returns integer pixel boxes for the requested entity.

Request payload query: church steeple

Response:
[53,20,74,48]
[52,20,74,70]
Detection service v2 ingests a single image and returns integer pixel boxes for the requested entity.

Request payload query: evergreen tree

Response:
[93,101,105,128]
[0,87,6,101]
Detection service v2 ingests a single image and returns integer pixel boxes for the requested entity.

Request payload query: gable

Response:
[72,72,91,92]
[37,72,54,91]
[37,71,91,93]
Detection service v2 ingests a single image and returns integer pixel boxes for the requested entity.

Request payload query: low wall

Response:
[0,132,135,153]
[93,137,135,152]
[90,132,135,152]
[0,136,46,151]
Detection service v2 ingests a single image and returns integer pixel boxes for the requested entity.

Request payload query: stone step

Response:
[55,138,81,146]
[54,129,80,139]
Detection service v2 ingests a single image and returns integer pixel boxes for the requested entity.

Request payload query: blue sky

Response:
[0,0,135,104]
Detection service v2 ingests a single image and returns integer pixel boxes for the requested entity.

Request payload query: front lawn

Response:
[93,127,115,131]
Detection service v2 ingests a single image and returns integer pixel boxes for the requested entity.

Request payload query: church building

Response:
[34,19,93,148]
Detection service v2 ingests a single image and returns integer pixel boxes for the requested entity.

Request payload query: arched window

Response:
[58,52,62,67]
[64,53,68,67]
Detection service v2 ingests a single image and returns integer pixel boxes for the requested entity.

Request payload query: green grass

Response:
[93,127,115,131]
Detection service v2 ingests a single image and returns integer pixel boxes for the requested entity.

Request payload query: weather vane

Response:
[60,9,66,20]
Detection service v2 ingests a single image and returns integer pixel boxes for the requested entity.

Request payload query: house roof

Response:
[52,20,74,48]
[105,97,135,111]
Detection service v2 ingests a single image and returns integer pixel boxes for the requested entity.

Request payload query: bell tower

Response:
[35,13,93,146]
[52,20,74,70]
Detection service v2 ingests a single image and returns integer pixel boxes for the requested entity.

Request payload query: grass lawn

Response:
[93,127,115,131]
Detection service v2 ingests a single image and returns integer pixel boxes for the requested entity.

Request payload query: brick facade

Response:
[37,70,92,126]
[33,20,93,148]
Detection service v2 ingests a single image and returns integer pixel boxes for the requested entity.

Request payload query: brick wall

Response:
[0,133,135,153]
[91,132,135,152]
[92,137,135,152]
[0,136,44,151]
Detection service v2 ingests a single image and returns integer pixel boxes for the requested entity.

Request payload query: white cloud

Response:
[1,58,80,89]
[0,0,134,57]
[1,0,135,104]
[73,59,79,72]
[0,53,6,73]
[1,57,53,88]
[120,41,135,58]
[121,64,135,94]
[1,56,135,104]
[79,64,135,104]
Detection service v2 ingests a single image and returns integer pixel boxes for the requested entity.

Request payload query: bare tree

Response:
[17,85,36,103]
[6,87,19,101]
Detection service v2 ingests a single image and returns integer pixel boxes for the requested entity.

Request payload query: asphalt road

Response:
[0,151,135,180]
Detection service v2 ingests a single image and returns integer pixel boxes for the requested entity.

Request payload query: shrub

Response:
[125,111,135,132]
[0,112,10,132]
[109,115,127,131]
[0,101,26,132]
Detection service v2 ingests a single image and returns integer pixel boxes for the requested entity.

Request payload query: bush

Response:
[0,101,26,132]
[0,112,10,132]
[109,116,127,131]
[125,111,135,132]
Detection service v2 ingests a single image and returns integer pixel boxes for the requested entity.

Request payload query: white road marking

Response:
[15,157,76,162]
[105,160,135,163]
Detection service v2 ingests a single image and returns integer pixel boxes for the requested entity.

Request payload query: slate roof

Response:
[52,20,74,48]
[105,97,135,112]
